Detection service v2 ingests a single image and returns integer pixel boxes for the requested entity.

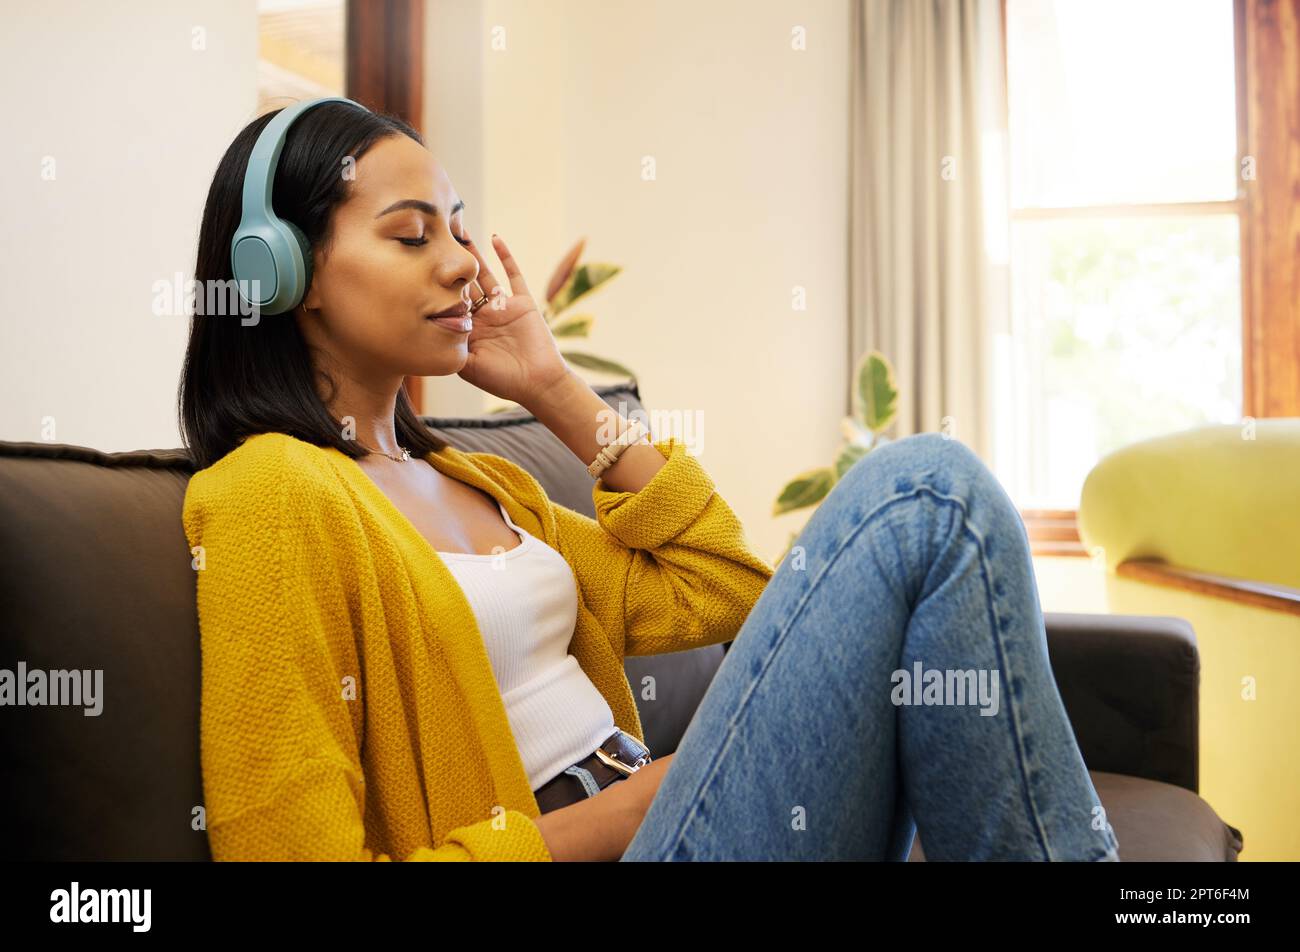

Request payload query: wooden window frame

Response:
[1238,0,1300,421]
[1001,0,1300,559]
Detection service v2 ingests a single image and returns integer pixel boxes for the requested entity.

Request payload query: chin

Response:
[407,349,469,378]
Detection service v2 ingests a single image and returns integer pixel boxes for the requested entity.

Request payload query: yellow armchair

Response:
[1077,418,1300,861]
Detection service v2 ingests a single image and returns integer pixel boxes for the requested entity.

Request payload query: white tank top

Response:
[437,499,617,790]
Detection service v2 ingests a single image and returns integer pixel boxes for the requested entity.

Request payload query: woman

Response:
[180,101,1119,862]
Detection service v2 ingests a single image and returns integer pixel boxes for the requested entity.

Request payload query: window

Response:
[998,0,1243,510]
[257,0,345,116]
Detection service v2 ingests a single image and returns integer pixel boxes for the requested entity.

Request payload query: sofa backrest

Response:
[0,382,724,860]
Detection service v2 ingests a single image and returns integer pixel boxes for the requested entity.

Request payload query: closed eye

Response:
[398,235,472,248]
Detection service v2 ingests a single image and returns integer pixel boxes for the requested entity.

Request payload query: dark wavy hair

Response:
[178,101,449,471]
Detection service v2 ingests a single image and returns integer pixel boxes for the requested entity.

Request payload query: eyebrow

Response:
[375,198,465,219]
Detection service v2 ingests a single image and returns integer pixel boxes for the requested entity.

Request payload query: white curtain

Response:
[849,0,1010,463]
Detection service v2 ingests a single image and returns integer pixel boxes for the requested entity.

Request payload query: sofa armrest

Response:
[1043,612,1199,794]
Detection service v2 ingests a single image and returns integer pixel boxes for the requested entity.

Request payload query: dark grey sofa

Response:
[0,382,1243,861]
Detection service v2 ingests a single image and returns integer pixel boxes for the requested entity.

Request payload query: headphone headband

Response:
[230,96,372,315]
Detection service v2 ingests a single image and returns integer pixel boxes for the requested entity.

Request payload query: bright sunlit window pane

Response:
[1007,0,1239,208]
[999,0,1243,510]
[999,215,1242,507]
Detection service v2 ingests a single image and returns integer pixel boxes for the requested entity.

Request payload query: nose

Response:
[439,241,479,296]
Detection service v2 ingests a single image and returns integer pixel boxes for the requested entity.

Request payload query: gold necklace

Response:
[359,441,412,462]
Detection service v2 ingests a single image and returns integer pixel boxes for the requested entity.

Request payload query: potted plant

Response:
[771,349,899,566]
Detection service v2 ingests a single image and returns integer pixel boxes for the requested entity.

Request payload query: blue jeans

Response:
[619,432,1121,861]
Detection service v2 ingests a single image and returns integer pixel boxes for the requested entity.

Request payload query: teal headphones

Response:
[231,96,372,315]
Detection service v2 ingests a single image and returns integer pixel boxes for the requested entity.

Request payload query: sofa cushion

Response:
[0,441,203,861]
[906,770,1244,861]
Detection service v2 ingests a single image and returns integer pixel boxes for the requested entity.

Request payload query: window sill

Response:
[1021,509,1087,557]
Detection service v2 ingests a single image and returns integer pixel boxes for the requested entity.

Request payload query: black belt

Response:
[533,729,653,814]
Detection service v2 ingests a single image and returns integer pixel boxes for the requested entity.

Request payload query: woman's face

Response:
[298,134,480,382]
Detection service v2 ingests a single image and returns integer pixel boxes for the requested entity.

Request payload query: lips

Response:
[426,310,473,333]
[428,302,469,319]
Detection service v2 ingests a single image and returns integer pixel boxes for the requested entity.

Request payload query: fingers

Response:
[463,233,529,312]
[463,236,502,306]
[490,234,530,297]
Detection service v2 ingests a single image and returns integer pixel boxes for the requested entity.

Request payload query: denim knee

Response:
[837,433,1028,555]
[850,432,992,501]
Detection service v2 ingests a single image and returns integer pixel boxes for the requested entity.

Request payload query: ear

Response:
[302,271,321,311]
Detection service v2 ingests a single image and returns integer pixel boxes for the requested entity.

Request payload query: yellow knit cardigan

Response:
[182,430,773,861]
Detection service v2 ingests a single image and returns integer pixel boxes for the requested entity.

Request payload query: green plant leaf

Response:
[549,313,595,338]
[772,467,835,516]
[550,263,621,316]
[562,350,636,378]
[854,350,899,433]
[835,442,870,478]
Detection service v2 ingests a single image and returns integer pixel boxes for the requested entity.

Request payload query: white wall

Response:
[0,0,259,452]
[431,0,852,559]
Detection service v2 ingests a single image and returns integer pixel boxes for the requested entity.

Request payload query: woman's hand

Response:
[456,234,572,406]
[532,753,676,862]
[611,752,675,823]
